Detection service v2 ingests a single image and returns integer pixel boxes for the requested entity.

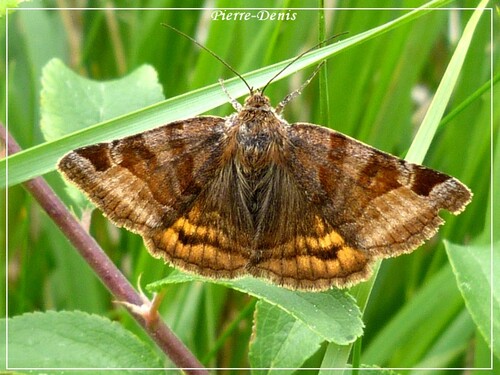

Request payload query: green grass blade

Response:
[2,0,451,188]
[406,0,490,164]
[362,265,463,367]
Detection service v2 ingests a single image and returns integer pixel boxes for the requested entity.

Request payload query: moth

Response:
[58,28,472,291]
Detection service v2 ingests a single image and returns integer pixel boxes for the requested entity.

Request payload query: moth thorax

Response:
[237,129,287,173]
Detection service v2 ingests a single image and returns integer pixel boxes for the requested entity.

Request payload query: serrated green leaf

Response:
[445,241,499,359]
[149,272,363,345]
[40,59,164,141]
[249,300,322,373]
[2,311,164,372]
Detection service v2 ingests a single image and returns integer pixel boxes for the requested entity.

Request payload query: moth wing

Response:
[285,123,472,258]
[58,116,225,233]
[58,116,251,278]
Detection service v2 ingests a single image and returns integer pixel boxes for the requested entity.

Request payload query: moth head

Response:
[243,91,272,110]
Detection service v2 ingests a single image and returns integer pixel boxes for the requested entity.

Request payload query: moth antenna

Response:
[161,23,253,94]
[275,61,325,115]
[219,78,243,111]
[261,31,349,95]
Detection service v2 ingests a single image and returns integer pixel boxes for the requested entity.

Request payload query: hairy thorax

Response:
[217,93,293,236]
[224,93,289,173]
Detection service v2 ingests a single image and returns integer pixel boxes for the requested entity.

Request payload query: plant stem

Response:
[2,124,208,374]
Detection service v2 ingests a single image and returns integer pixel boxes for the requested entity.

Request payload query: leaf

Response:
[149,272,363,345]
[2,311,164,372]
[40,59,164,141]
[445,241,500,359]
[249,300,323,373]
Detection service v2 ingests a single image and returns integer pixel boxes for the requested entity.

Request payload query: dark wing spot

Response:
[75,145,112,172]
[411,166,450,196]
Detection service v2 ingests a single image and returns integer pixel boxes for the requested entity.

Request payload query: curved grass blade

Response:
[3,0,451,188]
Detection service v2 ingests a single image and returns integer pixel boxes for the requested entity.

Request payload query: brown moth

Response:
[58,31,472,292]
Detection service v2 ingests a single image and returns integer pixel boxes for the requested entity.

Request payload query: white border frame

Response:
[4,4,495,372]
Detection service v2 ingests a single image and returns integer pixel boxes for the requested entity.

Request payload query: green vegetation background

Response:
[1,0,498,373]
